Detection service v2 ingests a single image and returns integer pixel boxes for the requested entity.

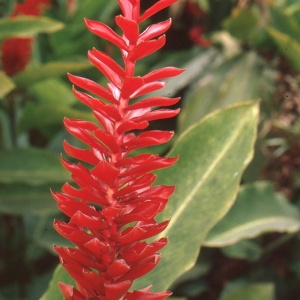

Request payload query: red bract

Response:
[52,0,184,299]
[189,26,212,48]
[185,0,211,48]
[1,0,52,76]
[1,37,33,76]
[13,0,52,17]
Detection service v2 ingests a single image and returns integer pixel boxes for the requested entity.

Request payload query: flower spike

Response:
[54,0,183,299]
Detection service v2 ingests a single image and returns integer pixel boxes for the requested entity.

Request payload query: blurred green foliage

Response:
[1,0,300,299]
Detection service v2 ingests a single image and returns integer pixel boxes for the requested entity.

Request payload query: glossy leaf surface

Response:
[147,48,218,98]
[204,181,300,247]
[178,51,276,133]
[132,101,259,291]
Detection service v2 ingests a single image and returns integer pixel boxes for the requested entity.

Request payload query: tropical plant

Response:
[51,0,184,298]
[1,0,300,299]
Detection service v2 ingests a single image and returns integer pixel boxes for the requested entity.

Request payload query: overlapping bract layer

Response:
[53,0,183,299]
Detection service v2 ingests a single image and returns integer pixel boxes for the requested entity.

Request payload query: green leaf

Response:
[0,109,13,150]
[148,48,219,98]
[132,101,259,292]
[30,78,76,106]
[221,240,262,261]
[211,31,242,59]
[0,71,16,98]
[196,0,210,12]
[223,8,259,41]
[18,103,95,132]
[40,264,75,300]
[49,0,118,58]
[0,148,69,185]
[0,16,64,40]
[24,268,56,300]
[0,183,59,216]
[178,51,275,133]
[220,283,274,300]
[268,5,300,42]
[266,26,300,71]
[204,181,300,247]
[12,61,92,88]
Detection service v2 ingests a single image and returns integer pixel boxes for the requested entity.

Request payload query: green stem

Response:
[0,108,13,150]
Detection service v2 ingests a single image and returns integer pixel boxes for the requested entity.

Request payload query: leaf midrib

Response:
[160,111,252,238]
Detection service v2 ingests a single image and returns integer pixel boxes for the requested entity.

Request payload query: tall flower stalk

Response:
[52,0,183,299]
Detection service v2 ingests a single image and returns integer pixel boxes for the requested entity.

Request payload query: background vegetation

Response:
[1,0,300,299]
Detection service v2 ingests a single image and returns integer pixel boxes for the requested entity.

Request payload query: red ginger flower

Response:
[1,0,52,76]
[1,37,33,76]
[186,0,211,48]
[52,0,184,299]
[13,0,51,17]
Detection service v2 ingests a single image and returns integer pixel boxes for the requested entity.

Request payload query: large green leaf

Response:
[0,71,16,98]
[12,61,92,88]
[147,48,219,98]
[266,26,300,71]
[0,183,60,215]
[132,101,259,291]
[18,103,95,132]
[204,181,300,247]
[195,0,210,12]
[0,16,64,40]
[178,51,275,133]
[30,78,76,106]
[268,5,300,42]
[220,283,274,300]
[0,148,69,185]
[223,8,259,41]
